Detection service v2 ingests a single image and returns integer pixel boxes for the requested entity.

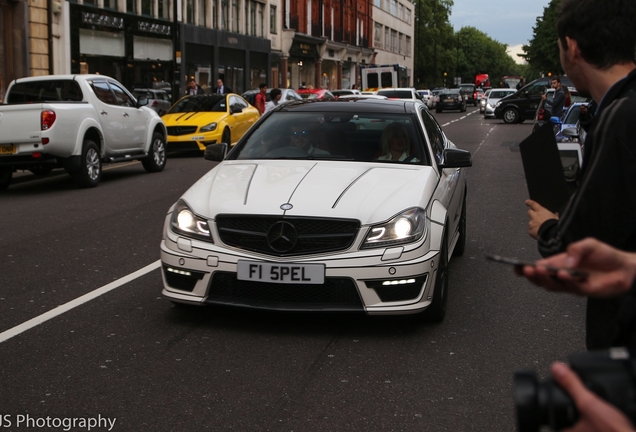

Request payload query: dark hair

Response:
[259,83,267,90]
[552,76,561,83]
[557,0,636,69]
[270,88,282,99]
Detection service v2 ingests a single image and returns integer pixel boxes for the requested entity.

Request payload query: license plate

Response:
[0,144,16,155]
[445,97,454,102]
[191,136,205,140]
[237,261,325,284]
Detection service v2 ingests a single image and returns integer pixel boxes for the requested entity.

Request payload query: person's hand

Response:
[526,199,558,239]
[518,238,636,297]
[551,362,636,432]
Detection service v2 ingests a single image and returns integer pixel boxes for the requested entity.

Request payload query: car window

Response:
[7,79,83,103]
[110,82,135,107]
[377,90,413,99]
[420,108,445,162]
[525,81,549,96]
[91,81,118,105]
[168,95,227,113]
[230,111,429,165]
[564,105,582,124]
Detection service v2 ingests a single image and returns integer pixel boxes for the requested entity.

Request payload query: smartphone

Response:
[485,253,588,279]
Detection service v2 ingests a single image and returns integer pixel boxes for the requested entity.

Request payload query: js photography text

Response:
[0,414,116,431]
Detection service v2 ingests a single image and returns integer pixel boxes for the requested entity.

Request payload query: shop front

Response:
[70,4,174,94]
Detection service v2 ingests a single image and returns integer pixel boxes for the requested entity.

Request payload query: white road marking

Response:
[440,108,479,127]
[0,260,161,344]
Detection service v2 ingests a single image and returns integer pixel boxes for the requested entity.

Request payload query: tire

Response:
[222,128,231,146]
[453,192,467,257]
[70,139,101,188]
[423,230,449,323]
[0,170,11,191]
[142,132,167,173]
[502,108,520,124]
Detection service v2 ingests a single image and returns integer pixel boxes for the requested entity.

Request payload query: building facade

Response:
[371,0,413,86]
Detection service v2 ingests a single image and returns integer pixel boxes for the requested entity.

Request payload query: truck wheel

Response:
[503,108,520,124]
[0,170,11,191]
[71,140,101,188]
[142,132,167,173]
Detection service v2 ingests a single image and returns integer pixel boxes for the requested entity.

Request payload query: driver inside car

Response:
[289,124,330,155]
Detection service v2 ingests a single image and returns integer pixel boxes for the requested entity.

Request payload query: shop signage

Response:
[81,12,124,30]
[138,21,171,36]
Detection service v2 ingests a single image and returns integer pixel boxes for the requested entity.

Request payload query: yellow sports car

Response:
[162,93,260,151]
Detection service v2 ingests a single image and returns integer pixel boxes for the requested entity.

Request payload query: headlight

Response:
[200,122,218,132]
[170,200,212,242]
[487,103,493,109]
[362,208,427,249]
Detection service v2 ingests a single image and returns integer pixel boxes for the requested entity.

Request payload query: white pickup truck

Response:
[0,74,168,190]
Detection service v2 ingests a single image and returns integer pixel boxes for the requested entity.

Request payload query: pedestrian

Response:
[299,82,307,89]
[525,0,636,350]
[264,88,282,113]
[541,76,566,118]
[213,78,232,94]
[186,79,204,95]
[254,83,267,114]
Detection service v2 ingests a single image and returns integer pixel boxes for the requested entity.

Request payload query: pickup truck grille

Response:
[167,126,198,136]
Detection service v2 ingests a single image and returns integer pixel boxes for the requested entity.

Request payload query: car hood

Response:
[162,111,227,126]
[180,161,439,225]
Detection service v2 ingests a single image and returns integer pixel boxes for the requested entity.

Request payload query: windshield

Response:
[229,111,430,165]
[8,80,84,103]
[168,95,226,113]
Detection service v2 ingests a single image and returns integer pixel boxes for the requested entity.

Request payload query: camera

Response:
[514,347,636,432]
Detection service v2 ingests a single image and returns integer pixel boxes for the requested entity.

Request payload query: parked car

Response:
[417,89,433,107]
[435,89,466,113]
[242,88,303,107]
[0,74,167,190]
[376,88,424,103]
[331,89,362,98]
[133,88,172,116]
[458,83,477,106]
[483,88,517,118]
[160,99,472,322]
[162,93,260,150]
[551,102,587,142]
[494,76,574,124]
[297,89,336,100]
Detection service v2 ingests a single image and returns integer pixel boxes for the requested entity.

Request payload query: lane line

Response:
[0,260,161,344]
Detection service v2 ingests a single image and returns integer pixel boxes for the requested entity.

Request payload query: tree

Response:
[522,0,563,78]
[413,0,455,88]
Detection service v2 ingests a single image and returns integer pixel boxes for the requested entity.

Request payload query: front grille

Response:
[216,215,360,256]
[205,272,363,311]
[167,126,198,136]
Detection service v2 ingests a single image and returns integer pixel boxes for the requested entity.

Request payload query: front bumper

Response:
[160,221,442,315]
[167,130,221,151]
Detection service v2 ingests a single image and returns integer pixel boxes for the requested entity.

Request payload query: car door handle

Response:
[100,111,108,115]
[123,113,129,117]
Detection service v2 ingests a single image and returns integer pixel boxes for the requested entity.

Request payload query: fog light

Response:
[382,279,416,286]
[166,267,192,277]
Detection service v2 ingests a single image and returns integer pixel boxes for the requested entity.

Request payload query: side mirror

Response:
[550,116,562,125]
[230,105,243,114]
[137,97,149,107]
[439,148,472,168]
[204,143,228,161]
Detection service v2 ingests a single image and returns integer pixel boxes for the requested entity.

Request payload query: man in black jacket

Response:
[545,76,566,119]
[525,0,636,350]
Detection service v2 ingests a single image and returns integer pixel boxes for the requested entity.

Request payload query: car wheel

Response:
[0,170,11,191]
[502,108,520,124]
[453,192,467,257]
[222,128,231,146]
[70,139,101,188]
[142,132,167,173]
[423,229,449,323]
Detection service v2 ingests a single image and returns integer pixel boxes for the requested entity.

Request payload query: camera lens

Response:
[514,369,579,432]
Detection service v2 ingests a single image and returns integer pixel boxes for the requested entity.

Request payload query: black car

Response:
[494,76,574,124]
[435,89,467,113]
[458,83,477,106]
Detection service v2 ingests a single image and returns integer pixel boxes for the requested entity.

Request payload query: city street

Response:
[0,108,586,431]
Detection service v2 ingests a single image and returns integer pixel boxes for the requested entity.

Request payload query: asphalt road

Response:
[0,109,586,432]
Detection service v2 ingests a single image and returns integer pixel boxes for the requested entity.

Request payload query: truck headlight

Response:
[170,200,212,242]
[362,208,427,249]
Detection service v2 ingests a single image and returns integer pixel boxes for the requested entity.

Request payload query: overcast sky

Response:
[448,0,551,47]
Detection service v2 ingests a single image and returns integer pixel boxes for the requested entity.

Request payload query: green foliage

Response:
[521,0,563,78]
[413,0,529,89]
